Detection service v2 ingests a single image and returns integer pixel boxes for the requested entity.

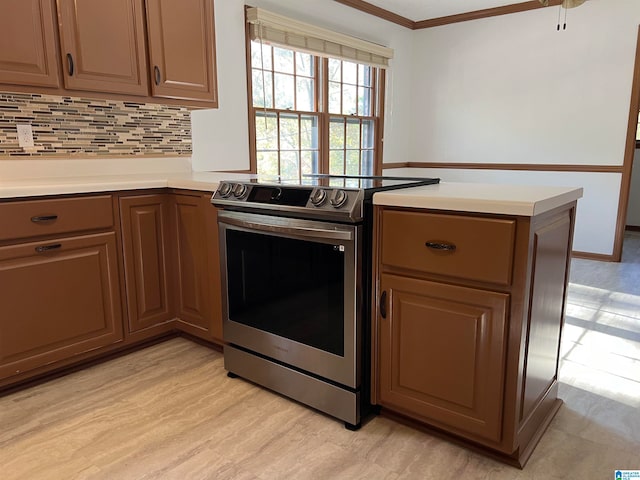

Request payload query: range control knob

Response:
[310,188,327,206]
[330,189,348,208]
[233,183,248,199]
[217,182,233,198]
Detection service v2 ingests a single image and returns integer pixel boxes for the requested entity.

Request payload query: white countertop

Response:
[0,171,255,199]
[373,182,583,216]
[0,160,583,217]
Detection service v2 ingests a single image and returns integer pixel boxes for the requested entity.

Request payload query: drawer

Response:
[381,210,516,285]
[0,195,114,242]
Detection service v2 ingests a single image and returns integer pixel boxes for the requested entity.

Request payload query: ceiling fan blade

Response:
[539,0,587,8]
[562,0,586,8]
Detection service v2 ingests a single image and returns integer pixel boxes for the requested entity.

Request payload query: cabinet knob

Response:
[154,66,161,86]
[425,241,456,252]
[66,53,74,76]
[380,291,387,319]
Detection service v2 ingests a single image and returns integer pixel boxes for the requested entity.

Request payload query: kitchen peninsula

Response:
[0,165,582,467]
[372,182,582,466]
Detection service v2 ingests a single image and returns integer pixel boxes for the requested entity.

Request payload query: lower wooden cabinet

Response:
[373,203,576,466]
[171,193,223,341]
[0,232,123,380]
[0,189,224,389]
[119,194,174,333]
[203,198,223,341]
[118,191,222,341]
[378,273,508,443]
[0,194,123,385]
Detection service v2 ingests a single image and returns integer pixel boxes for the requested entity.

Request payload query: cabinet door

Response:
[205,199,223,341]
[171,193,209,333]
[0,233,123,380]
[56,0,148,95]
[120,195,173,332]
[145,0,217,104]
[0,0,60,87]
[378,274,508,443]
[171,194,222,340]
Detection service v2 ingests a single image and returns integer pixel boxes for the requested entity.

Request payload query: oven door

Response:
[218,210,361,389]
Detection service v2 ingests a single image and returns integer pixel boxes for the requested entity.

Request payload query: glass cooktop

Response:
[247,174,440,192]
[212,174,440,222]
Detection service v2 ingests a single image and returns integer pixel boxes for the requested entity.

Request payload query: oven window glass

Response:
[226,229,345,356]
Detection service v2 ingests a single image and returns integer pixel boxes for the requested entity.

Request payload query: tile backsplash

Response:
[0,92,192,157]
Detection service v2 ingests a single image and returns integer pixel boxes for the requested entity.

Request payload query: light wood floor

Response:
[2,233,640,479]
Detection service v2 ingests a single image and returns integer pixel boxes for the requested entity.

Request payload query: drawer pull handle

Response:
[154,65,161,86]
[35,243,62,253]
[425,241,456,252]
[31,215,58,223]
[380,291,387,319]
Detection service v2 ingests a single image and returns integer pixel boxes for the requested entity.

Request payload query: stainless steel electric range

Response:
[211,174,439,429]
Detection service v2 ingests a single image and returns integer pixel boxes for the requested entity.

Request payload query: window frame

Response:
[244,20,386,177]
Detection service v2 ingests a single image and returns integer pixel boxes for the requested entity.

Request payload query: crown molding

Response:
[334,0,563,30]
[333,0,414,29]
[414,0,562,29]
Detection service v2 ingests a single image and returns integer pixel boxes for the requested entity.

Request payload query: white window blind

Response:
[246,7,393,69]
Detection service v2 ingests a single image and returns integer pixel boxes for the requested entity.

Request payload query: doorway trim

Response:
[614,26,640,261]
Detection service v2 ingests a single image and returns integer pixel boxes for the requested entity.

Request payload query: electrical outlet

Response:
[17,124,35,148]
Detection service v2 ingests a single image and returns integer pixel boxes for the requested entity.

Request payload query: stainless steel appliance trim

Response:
[218,210,362,388]
[212,198,363,222]
[225,344,360,425]
[212,187,365,223]
[218,211,353,241]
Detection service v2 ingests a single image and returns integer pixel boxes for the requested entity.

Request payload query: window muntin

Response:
[329,117,375,176]
[251,43,315,112]
[249,40,382,178]
[255,111,319,179]
[328,59,373,116]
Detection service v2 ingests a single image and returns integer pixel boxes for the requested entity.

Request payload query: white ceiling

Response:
[363,0,538,21]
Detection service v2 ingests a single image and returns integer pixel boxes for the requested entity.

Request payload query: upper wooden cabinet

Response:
[0,0,217,106]
[0,0,60,88]
[146,0,218,103]
[56,0,149,96]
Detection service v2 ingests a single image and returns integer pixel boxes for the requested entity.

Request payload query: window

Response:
[251,43,320,179]
[327,58,377,176]
[246,11,389,179]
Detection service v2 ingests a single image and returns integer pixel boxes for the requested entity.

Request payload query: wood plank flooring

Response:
[1,233,640,479]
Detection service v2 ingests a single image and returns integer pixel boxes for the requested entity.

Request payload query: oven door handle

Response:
[220,216,354,241]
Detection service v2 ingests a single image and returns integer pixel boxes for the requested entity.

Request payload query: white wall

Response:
[404,0,640,256]
[191,0,414,172]
[191,0,250,172]
[627,149,640,226]
[408,0,639,167]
